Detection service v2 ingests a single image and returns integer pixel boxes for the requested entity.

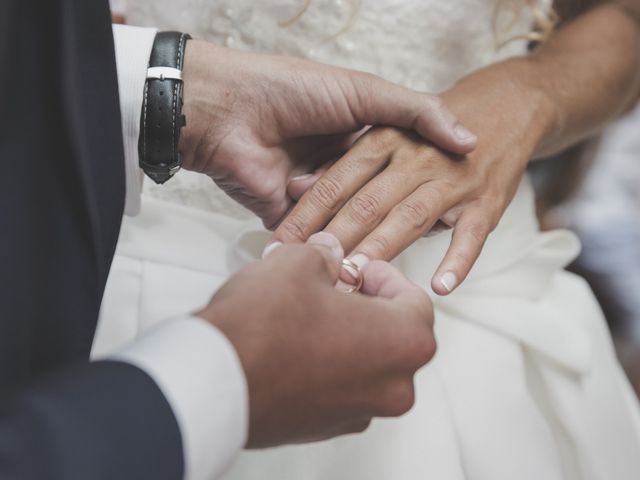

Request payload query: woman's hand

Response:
[179,40,477,229]
[269,61,557,294]
[268,2,640,295]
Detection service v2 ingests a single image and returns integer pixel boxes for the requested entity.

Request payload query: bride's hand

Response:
[270,64,556,294]
[178,40,477,228]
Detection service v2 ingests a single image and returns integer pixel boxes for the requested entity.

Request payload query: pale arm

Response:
[475,1,640,158]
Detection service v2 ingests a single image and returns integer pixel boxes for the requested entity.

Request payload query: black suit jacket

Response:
[0,1,183,478]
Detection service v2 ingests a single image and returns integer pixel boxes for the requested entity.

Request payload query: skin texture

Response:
[271,1,640,295]
[131,0,640,449]
[168,21,477,450]
[178,40,477,229]
[197,233,435,448]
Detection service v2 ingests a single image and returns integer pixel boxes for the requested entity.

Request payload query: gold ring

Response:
[340,258,363,294]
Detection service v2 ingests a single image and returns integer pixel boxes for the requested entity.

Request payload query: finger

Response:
[263,232,344,285]
[359,261,434,332]
[258,194,295,231]
[287,170,324,202]
[270,140,389,246]
[431,209,494,296]
[350,182,463,261]
[221,162,294,230]
[324,168,418,254]
[220,181,293,231]
[309,419,373,444]
[361,260,424,300]
[286,130,364,177]
[345,419,372,435]
[346,74,477,155]
[305,232,344,282]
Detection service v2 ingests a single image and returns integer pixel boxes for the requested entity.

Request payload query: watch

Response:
[138,31,191,184]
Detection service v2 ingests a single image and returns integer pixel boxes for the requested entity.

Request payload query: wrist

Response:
[179,40,208,172]
[179,40,235,174]
[499,57,561,158]
[443,58,558,164]
[138,32,192,184]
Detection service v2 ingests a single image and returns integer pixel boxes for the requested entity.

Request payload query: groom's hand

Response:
[178,40,477,228]
[197,233,436,448]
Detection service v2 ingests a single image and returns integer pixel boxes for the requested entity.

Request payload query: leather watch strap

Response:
[138,32,191,184]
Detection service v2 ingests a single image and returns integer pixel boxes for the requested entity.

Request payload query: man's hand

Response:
[179,40,477,228]
[197,233,435,448]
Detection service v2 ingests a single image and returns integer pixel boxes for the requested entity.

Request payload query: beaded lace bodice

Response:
[123,0,548,218]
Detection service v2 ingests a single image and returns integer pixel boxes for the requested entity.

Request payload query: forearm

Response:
[454,3,640,159]
[531,2,640,156]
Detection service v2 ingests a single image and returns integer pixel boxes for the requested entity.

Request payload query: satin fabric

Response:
[96,176,640,479]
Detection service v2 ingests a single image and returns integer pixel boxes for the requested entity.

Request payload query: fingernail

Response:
[335,279,353,292]
[439,271,458,293]
[349,253,370,270]
[290,173,314,182]
[454,124,476,143]
[307,232,343,260]
[262,241,283,259]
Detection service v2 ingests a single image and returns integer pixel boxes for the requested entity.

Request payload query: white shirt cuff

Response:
[112,24,157,216]
[110,316,248,480]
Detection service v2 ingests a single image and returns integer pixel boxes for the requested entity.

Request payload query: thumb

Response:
[287,170,323,201]
[346,74,477,155]
[306,232,344,283]
[361,260,434,324]
[360,261,423,299]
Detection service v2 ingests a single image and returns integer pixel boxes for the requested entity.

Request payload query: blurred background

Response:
[530,101,640,398]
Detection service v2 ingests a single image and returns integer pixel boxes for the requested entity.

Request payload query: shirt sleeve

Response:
[110,26,249,479]
[110,316,248,480]
[112,24,157,216]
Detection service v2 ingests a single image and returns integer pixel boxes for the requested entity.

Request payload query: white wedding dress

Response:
[97,1,640,479]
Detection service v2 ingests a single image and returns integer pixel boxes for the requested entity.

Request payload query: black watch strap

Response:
[138,31,191,184]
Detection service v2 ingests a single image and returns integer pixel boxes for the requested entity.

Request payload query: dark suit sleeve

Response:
[0,361,184,480]
[0,0,186,478]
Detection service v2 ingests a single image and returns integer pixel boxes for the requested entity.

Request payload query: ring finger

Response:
[323,168,421,254]
[271,135,392,244]
[349,181,465,261]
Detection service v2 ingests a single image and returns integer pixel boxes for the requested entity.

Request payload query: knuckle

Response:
[279,244,307,264]
[231,164,280,200]
[348,192,382,226]
[379,381,416,417]
[404,327,437,369]
[368,126,402,149]
[279,215,309,241]
[270,245,304,275]
[347,420,372,434]
[356,71,381,92]
[309,177,344,212]
[424,94,446,112]
[303,246,329,271]
[351,72,377,117]
[252,175,282,201]
[485,215,500,234]
[284,245,326,279]
[396,198,432,231]
[483,203,503,231]
[462,221,490,246]
[362,234,392,259]
[451,247,474,268]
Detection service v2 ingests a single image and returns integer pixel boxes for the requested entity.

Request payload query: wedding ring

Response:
[340,258,364,294]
